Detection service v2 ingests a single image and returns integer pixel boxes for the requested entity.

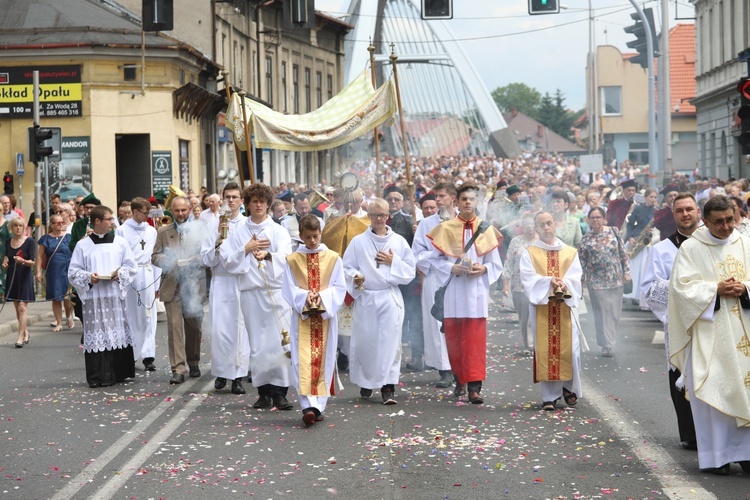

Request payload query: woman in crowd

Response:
[3,218,36,347]
[578,207,630,357]
[0,210,9,297]
[624,188,657,304]
[36,213,74,331]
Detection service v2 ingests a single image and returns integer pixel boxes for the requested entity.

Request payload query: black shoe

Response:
[680,440,698,451]
[188,365,201,378]
[273,395,294,410]
[435,371,453,388]
[405,358,424,372]
[302,409,317,427]
[169,372,185,385]
[143,358,156,372]
[360,388,373,398]
[252,394,273,409]
[740,461,750,473]
[214,377,227,390]
[468,391,484,405]
[453,383,466,398]
[337,353,349,372]
[381,389,397,405]
[231,378,246,395]
[702,463,730,475]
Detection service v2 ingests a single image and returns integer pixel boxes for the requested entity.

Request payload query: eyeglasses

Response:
[54,221,65,225]
[138,210,149,216]
[369,213,389,219]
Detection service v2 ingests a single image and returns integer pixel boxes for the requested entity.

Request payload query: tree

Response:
[491,83,541,120]
[536,89,576,140]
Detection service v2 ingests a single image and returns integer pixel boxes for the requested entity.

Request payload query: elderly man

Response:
[199,193,221,224]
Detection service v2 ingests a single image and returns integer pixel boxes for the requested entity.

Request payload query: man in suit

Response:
[152,196,207,385]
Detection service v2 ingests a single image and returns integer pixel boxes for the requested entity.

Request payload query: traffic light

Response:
[624,8,658,69]
[421,0,452,20]
[528,0,559,15]
[28,126,53,165]
[3,172,13,195]
[738,78,750,155]
[142,0,173,32]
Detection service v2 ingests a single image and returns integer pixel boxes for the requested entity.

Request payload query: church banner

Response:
[228,69,396,152]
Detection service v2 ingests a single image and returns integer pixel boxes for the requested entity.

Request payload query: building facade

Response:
[692,0,750,179]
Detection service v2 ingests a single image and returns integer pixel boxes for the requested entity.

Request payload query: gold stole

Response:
[528,245,577,382]
[287,250,339,396]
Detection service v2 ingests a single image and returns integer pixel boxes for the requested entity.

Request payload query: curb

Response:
[0,310,57,337]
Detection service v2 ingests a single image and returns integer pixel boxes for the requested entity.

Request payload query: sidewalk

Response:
[0,300,56,337]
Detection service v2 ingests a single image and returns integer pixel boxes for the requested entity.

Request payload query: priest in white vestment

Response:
[411,184,456,389]
[282,214,346,426]
[641,193,700,450]
[343,198,416,405]
[69,206,137,388]
[115,197,160,372]
[520,211,583,411]
[220,183,293,411]
[201,183,250,395]
[668,194,750,474]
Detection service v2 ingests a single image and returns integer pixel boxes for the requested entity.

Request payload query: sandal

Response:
[53,324,63,332]
[563,388,578,406]
[542,400,556,411]
[67,317,75,329]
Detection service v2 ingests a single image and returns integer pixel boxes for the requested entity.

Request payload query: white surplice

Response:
[641,237,679,369]
[219,215,292,389]
[343,227,416,389]
[281,244,346,413]
[412,213,451,370]
[116,219,160,361]
[520,238,583,402]
[668,227,750,468]
[202,214,250,380]
[68,235,137,353]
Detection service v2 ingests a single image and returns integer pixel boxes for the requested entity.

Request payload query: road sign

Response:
[16,153,24,176]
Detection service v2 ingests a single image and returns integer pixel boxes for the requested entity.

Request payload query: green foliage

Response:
[493,83,579,141]
[491,83,541,121]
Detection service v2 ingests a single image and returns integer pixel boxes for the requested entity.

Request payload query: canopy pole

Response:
[238,90,256,185]
[221,70,246,187]
[389,44,415,220]
[368,39,382,196]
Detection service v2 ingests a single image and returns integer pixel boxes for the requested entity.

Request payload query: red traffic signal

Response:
[738,79,750,100]
[738,78,750,154]
[3,172,13,195]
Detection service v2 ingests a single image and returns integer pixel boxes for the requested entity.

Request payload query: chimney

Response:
[511,107,518,118]
[537,124,544,137]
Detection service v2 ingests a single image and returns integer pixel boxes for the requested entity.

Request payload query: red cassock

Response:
[606,198,633,229]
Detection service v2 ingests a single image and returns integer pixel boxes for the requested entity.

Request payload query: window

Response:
[327,74,333,101]
[123,65,136,81]
[265,56,273,107]
[628,142,649,165]
[239,44,245,87]
[305,68,311,113]
[179,140,190,192]
[282,61,288,113]
[293,64,299,113]
[316,71,322,108]
[600,86,622,115]
[233,41,238,85]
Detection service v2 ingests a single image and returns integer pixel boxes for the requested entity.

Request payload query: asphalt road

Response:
[1,292,749,500]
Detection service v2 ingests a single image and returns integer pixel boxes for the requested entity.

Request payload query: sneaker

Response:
[252,394,273,409]
[189,365,201,378]
[381,390,397,405]
[273,395,294,411]
[360,388,373,398]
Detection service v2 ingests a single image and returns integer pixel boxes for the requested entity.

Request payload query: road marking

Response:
[51,377,213,500]
[583,375,718,500]
[652,330,665,344]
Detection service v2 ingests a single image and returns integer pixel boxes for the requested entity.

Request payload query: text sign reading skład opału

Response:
[0,65,83,119]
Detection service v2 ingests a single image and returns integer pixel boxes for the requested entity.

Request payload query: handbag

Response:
[41,234,65,271]
[613,228,633,293]
[431,221,490,323]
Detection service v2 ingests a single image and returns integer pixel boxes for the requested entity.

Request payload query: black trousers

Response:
[258,384,288,397]
[669,368,696,443]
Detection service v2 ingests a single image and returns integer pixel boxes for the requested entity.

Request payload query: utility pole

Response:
[660,0,672,183]
[587,0,598,154]
[33,71,42,240]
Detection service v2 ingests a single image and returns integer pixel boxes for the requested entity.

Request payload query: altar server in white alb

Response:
[342,198,416,405]
[411,182,456,389]
[69,205,137,388]
[282,214,346,426]
[668,194,750,475]
[115,197,160,372]
[220,183,294,411]
[201,182,250,395]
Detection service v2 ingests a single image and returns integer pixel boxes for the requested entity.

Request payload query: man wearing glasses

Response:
[116,197,160,372]
[668,194,750,475]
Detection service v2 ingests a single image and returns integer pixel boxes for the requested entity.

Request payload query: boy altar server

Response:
[342,198,416,405]
[282,214,347,426]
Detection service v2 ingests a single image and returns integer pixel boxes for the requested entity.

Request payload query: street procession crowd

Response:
[3,149,750,474]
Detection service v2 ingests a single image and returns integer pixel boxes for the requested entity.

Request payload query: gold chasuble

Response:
[287,250,340,396]
[321,214,370,255]
[528,245,578,383]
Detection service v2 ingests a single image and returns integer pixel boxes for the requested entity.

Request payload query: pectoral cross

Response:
[140,239,146,250]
